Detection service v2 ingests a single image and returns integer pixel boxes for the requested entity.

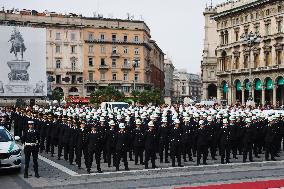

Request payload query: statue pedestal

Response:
[0,60,33,96]
[4,82,33,96]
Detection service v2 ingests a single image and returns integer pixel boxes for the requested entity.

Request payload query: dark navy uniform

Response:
[144,127,157,169]
[22,124,40,178]
[133,126,145,165]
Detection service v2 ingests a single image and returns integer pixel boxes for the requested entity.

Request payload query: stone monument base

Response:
[1,82,33,96]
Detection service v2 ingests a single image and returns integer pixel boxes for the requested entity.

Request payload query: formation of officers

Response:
[1,105,284,174]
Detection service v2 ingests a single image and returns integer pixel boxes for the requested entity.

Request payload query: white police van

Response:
[0,126,21,170]
[101,102,129,110]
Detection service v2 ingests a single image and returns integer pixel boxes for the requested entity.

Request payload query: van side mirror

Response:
[14,136,20,141]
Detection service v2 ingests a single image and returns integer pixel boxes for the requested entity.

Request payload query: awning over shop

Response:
[266,78,273,90]
[236,81,241,91]
[255,79,262,91]
[223,83,228,93]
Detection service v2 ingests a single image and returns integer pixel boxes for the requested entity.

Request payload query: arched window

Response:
[56,60,61,69]
[71,60,76,71]
[225,30,229,44]
[220,31,224,45]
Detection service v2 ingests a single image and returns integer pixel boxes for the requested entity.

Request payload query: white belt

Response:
[25,143,38,146]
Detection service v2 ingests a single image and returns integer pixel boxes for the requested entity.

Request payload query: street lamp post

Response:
[240,31,261,106]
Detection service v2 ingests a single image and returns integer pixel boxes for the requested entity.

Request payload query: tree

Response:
[90,86,125,104]
[52,89,64,102]
[131,90,140,104]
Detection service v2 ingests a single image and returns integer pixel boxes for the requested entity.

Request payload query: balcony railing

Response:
[111,52,121,57]
[98,65,110,69]
[121,64,132,70]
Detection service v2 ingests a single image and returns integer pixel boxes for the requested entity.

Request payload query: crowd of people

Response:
[0,104,284,175]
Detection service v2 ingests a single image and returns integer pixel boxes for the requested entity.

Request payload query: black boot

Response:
[35,172,40,178]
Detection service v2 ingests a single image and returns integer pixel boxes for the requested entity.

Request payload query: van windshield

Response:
[111,104,129,110]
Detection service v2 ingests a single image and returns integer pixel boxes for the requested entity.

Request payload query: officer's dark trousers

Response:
[50,138,58,156]
[145,149,156,168]
[76,145,88,168]
[170,144,182,167]
[209,140,217,159]
[69,145,76,164]
[220,143,230,163]
[106,146,116,167]
[46,136,51,153]
[64,142,69,161]
[134,146,144,164]
[24,145,39,174]
[231,140,238,157]
[159,141,169,162]
[182,142,192,161]
[265,142,275,160]
[197,145,208,165]
[243,142,253,162]
[87,149,102,171]
[58,141,63,159]
[116,150,128,170]
[40,135,45,152]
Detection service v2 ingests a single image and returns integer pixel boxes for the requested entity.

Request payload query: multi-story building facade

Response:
[164,58,175,98]
[201,5,218,101]
[83,21,154,96]
[203,0,284,106]
[0,9,164,97]
[46,28,84,96]
[173,69,202,103]
[150,40,165,92]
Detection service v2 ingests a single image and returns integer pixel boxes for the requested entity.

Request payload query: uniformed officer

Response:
[196,120,209,166]
[115,123,130,171]
[105,120,117,167]
[158,117,170,163]
[133,119,145,165]
[242,118,254,163]
[22,121,40,178]
[264,117,277,161]
[170,119,183,167]
[87,125,103,173]
[219,119,231,164]
[144,121,157,169]
[76,120,88,169]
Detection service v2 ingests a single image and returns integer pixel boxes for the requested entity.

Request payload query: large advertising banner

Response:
[0,25,47,97]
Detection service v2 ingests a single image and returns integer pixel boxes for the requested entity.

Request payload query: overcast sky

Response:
[1,0,224,74]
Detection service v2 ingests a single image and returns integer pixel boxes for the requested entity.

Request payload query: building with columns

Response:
[201,5,218,101]
[202,0,284,106]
